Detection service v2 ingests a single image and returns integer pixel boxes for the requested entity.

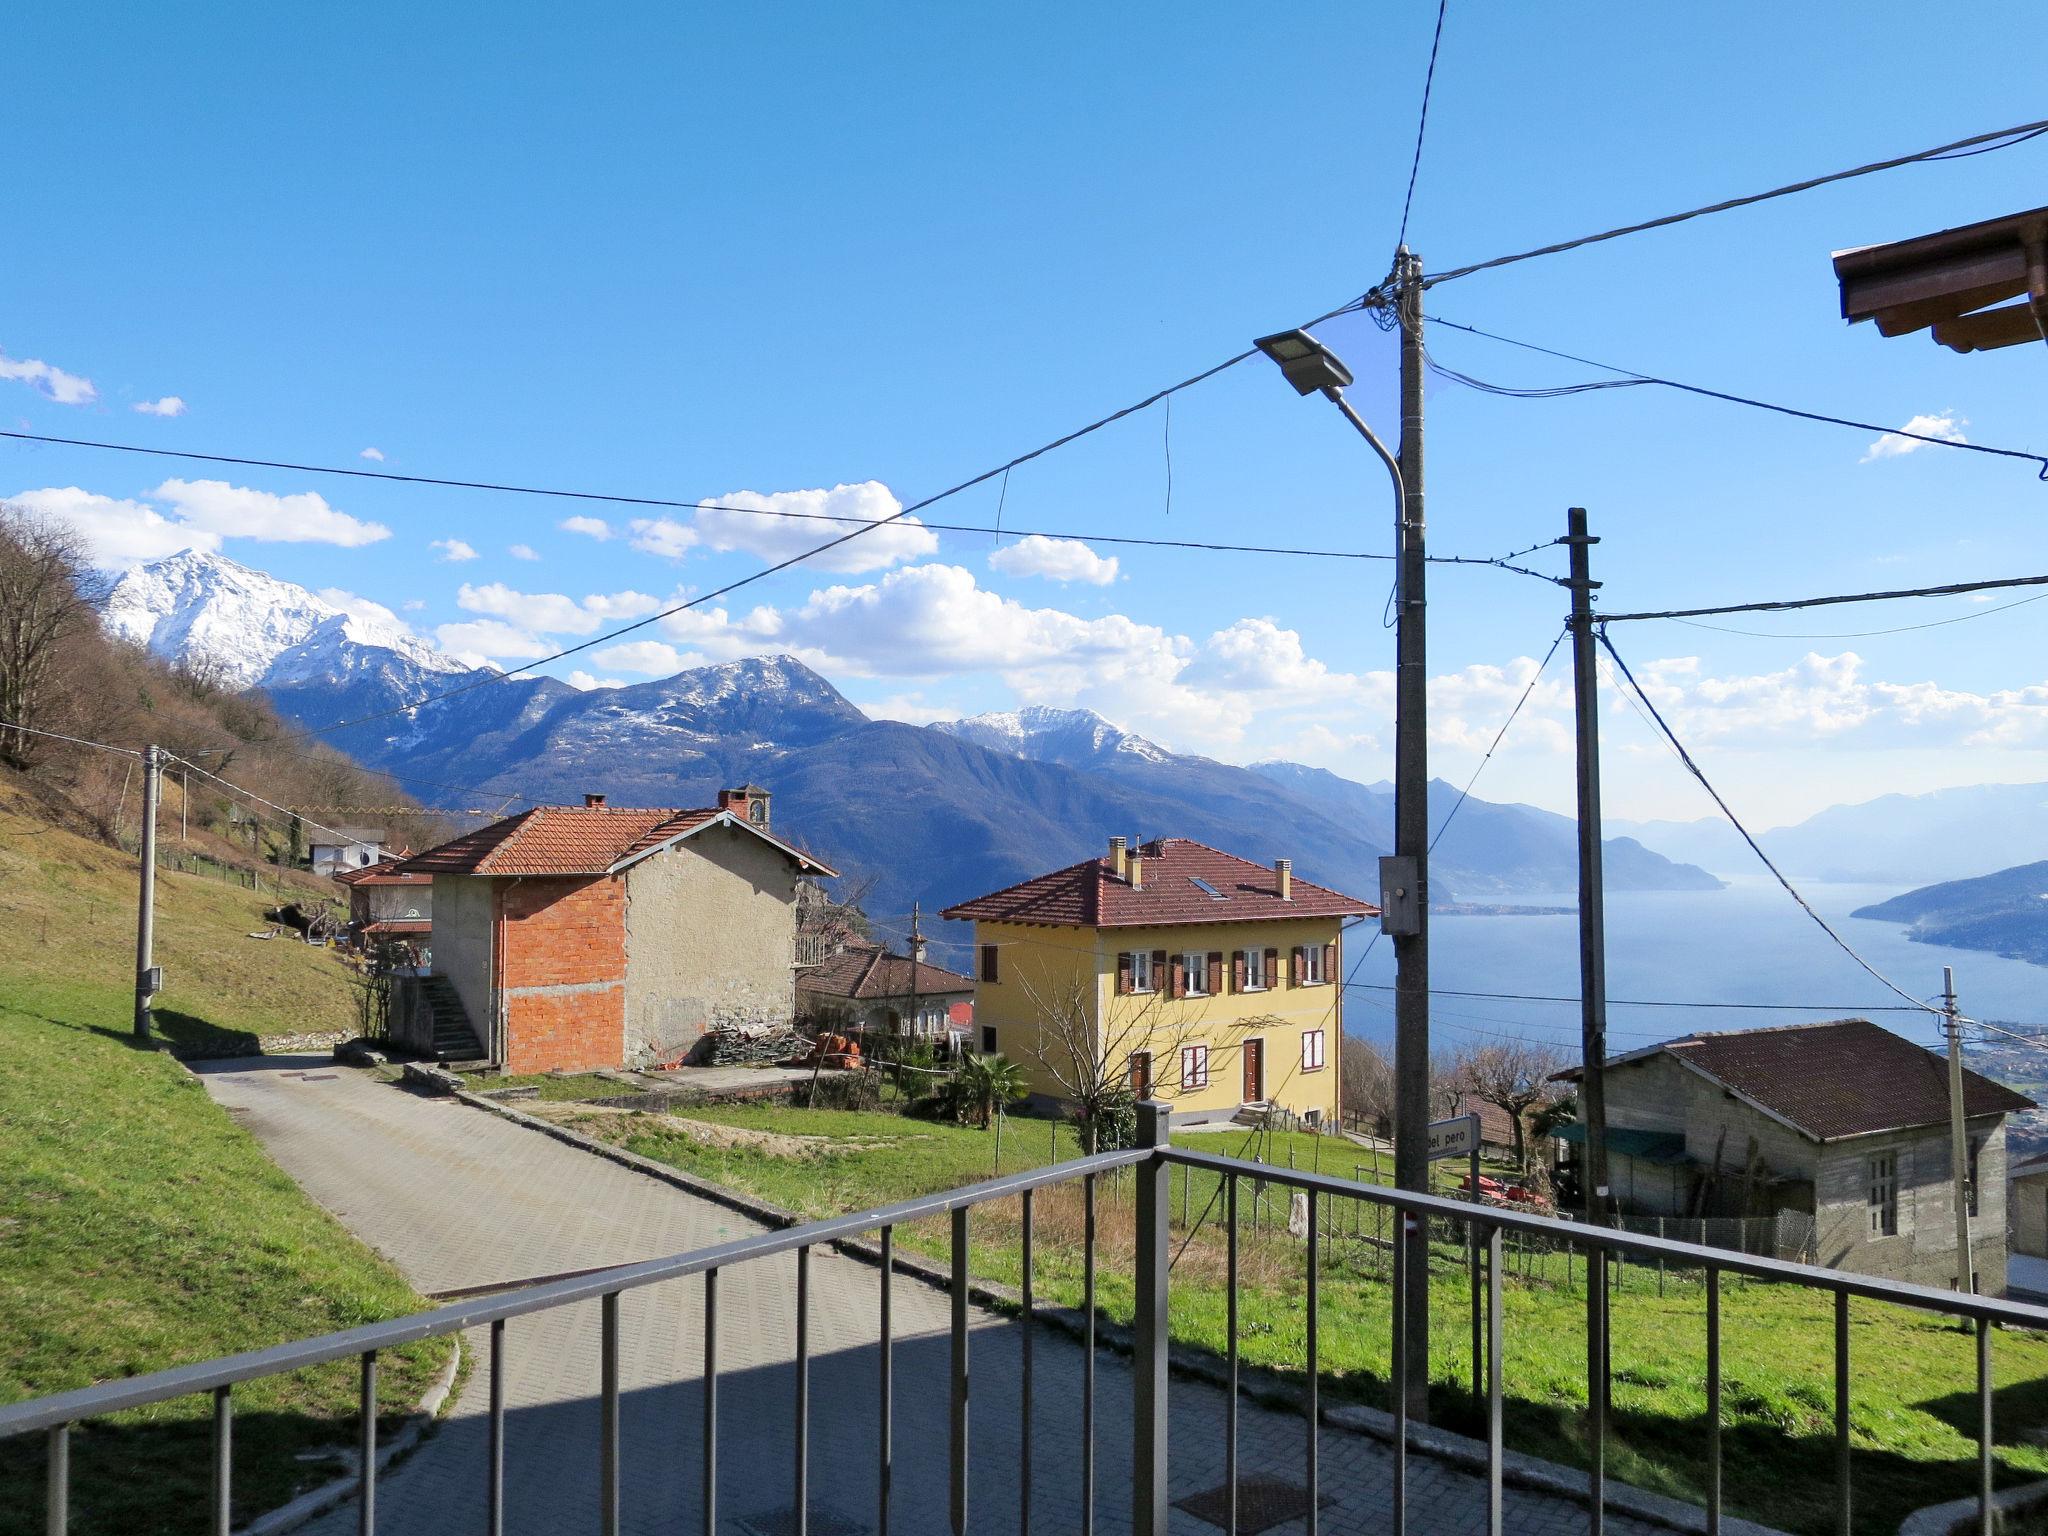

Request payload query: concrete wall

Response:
[964,916,1345,1125]
[621,823,801,1066]
[362,884,430,922]
[431,875,497,1054]
[1815,1116,2010,1291]
[2013,1169,2048,1261]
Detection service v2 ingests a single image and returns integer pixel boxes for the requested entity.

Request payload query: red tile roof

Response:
[1575,1019,2035,1141]
[396,804,834,878]
[797,944,976,1001]
[361,918,433,935]
[333,860,431,887]
[940,838,1376,929]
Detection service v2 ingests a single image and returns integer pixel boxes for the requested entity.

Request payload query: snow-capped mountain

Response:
[935,705,1169,767]
[102,550,470,689]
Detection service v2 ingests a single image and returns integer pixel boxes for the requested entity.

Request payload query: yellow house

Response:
[940,836,1376,1126]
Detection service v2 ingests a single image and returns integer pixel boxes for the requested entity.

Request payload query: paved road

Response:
[198,1057,1656,1536]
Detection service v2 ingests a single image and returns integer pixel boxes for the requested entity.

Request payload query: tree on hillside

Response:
[1341,1035,1395,1135]
[0,506,105,770]
[1452,1039,1571,1170]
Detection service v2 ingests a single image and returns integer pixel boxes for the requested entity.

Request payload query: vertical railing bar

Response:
[1706,1268,1721,1536]
[1083,1171,1097,1536]
[1020,1191,1034,1536]
[795,1247,810,1536]
[878,1227,894,1536]
[1306,1188,1319,1536]
[1977,1316,1993,1536]
[950,1207,970,1536]
[704,1267,719,1536]
[358,1350,377,1536]
[601,1291,621,1536]
[1835,1289,1851,1536]
[1588,1243,1604,1536]
[1487,1224,1504,1536]
[488,1318,505,1536]
[1226,1174,1240,1536]
[45,1423,68,1536]
[211,1384,232,1536]
[1392,1212,1408,1536]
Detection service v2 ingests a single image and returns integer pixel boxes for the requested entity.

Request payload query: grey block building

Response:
[1558,1019,2033,1292]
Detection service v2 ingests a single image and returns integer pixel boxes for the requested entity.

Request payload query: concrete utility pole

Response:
[1565,508,1610,1222]
[909,902,923,1043]
[1392,244,1432,1420]
[134,744,161,1041]
[1944,966,1975,1291]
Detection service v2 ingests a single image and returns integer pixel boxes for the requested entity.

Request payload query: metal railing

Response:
[6,1102,2045,1536]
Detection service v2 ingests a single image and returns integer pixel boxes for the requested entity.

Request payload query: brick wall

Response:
[500,876,627,1074]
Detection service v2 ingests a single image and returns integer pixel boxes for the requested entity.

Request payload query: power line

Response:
[1342,980,1936,1014]
[0,717,144,759]
[1602,571,2048,624]
[1596,630,1938,1017]
[1422,116,2048,288]
[1395,0,1450,249]
[1429,625,1565,852]
[1668,589,2048,640]
[1421,315,2048,479]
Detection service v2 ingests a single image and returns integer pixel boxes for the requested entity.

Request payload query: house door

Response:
[1243,1038,1264,1102]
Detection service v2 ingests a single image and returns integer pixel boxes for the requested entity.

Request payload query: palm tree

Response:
[959,1053,1029,1129]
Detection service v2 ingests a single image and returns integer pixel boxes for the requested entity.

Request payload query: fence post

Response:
[1133,1101,1172,1536]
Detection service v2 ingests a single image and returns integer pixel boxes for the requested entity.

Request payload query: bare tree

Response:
[0,505,106,770]
[1340,1035,1395,1135]
[1014,965,1207,1152]
[1452,1039,1571,1170]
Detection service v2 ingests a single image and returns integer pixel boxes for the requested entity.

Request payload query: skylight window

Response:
[1189,877,1226,900]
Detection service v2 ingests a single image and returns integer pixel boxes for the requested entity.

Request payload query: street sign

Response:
[1426,1113,1479,1163]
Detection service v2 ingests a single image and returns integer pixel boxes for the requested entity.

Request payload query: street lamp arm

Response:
[1323,388,1406,520]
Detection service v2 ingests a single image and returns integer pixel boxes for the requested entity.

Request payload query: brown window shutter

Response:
[1207,951,1223,994]
[1291,946,1304,986]
[1265,946,1280,987]
[1170,954,1186,999]
[1153,950,1169,988]
[1323,942,1337,982]
[1231,951,1246,992]
[1117,952,1133,995]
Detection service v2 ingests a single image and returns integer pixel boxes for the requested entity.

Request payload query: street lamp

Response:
[1252,330,1404,516]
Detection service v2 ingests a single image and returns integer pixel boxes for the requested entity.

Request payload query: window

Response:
[978,944,999,983]
[1181,1044,1210,1090]
[1190,876,1226,899]
[1302,1028,1327,1072]
[1301,946,1326,985]
[1868,1151,1899,1237]
[1182,952,1209,996]
[981,1025,998,1055]
[1122,950,1156,993]
[1239,948,1268,991]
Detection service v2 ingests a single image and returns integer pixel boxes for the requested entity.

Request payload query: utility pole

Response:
[909,902,923,1045]
[1565,507,1612,1521]
[134,744,161,1041]
[1392,244,1432,1421]
[1565,507,1610,1222]
[1944,966,1975,1292]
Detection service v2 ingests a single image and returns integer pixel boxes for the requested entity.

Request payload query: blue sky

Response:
[5,2,2045,825]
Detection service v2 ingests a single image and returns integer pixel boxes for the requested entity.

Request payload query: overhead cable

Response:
[1422,117,2048,288]
[1395,0,1451,249]
[0,717,145,759]
[1429,625,1566,852]
[1601,571,2048,624]
[1596,631,1939,1016]
[1421,316,2048,479]
[1342,981,1935,1014]
[1669,589,2048,639]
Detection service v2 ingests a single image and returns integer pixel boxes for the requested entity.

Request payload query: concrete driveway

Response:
[197,1056,1659,1536]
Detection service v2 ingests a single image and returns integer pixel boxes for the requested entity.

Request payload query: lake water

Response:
[1343,878,2048,1055]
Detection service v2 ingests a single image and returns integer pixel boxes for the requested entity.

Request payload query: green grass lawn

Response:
[563,1101,2048,1536]
[460,1069,646,1102]
[0,787,451,1536]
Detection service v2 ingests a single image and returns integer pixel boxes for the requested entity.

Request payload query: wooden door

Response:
[1129,1051,1153,1098]
[1243,1038,1264,1102]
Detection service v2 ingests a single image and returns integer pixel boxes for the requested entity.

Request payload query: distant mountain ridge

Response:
[1853,862,2048,967]
[98,551,1725,918]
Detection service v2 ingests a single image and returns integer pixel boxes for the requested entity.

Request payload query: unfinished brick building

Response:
[397,788,835,1073]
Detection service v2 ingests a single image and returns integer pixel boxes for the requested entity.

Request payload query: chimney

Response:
[1275,858,1292,901]
[717,786,771,828]
[584,793,607,808]
[1109,835,1128,881]
[1128,846,1144,890]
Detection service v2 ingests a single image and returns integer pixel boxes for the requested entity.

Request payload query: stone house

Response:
[942,836,1374,1126]
[2007,1151,2048,1299]
[396,788,836,1073]
[333,859,432,955]
[1559,1019,2033,1292]
[796,942,975,1040]
[310,825,387,876]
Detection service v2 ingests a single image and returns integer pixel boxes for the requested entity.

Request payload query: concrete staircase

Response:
[1233,1101,1303,1133]
[418,976,485,1065]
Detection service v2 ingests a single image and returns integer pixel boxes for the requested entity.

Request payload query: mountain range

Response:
[1853,862,2048,967]
[102,550,1723,924]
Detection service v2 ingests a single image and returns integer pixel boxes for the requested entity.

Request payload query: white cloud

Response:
[560,515,612,541]
[591,640,695,675]
[433,619,553,663]
[1863,412,1966,462]
[567,670,628,690]
[431,538,479,562]
[131,395,186,418]
[150,477,390,547]
[360,447,385,462]
[989,534,1119,586]
[315,587,415,638]
[631,481,937,575]
[7,485,219,567]
[1182,617,1357,699]
[401,598,426,612]
[456,581,662,636]
[0,352,96,405]
[860,692,961,726]
[509,543,539,561]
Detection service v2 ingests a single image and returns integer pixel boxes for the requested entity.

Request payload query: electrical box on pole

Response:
[1378,856,1421,936]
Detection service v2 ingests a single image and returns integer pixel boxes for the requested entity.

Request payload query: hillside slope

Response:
[1853,860,2048,967]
